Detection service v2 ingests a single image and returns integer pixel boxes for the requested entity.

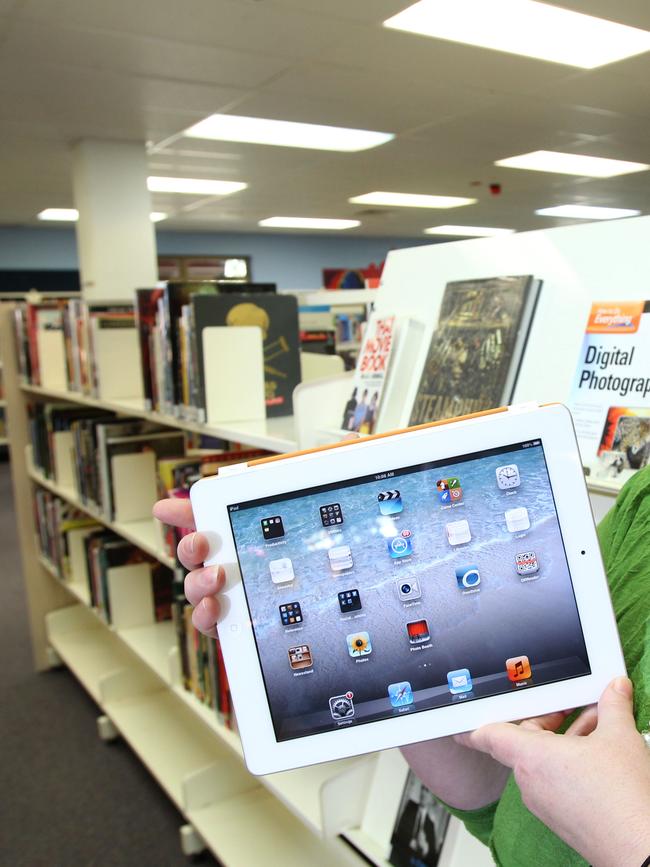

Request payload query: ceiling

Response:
[2,0,650,237]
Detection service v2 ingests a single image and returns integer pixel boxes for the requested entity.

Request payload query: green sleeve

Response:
[438,798,499,847]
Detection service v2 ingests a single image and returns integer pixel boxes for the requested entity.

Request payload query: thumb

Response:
[464,721,539,768]
[596,676,635,732]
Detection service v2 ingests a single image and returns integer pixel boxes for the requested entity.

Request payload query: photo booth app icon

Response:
[378,490,402,515]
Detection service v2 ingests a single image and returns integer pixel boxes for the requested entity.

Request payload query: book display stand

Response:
[8,215,650,863]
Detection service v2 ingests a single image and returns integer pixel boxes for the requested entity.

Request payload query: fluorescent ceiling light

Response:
[37,208,79,221]
[424,224,514,237]
[38,208,170,222]
[349,191,476,208]
[184,114,394,152]
[259,217,361,230]
[535,205,641,220]
[147,176,247,195]
[495,150,649,178]
[383,0,650,69]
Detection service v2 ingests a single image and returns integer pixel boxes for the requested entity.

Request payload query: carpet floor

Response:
[0,458,219,867]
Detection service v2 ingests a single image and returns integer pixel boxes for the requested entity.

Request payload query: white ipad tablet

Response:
[190,403,625,775]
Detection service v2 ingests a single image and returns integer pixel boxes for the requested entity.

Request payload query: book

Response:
[409,275,541,425]
[192,293,301,419]
[388,771,450,867]
[568,300,650,484]
[341,313,395,435]
[135,288,166,411]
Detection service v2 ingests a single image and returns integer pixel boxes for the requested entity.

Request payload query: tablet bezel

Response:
[190,403,625,775]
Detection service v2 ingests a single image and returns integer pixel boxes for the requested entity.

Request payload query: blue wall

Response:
[0,226,434,289]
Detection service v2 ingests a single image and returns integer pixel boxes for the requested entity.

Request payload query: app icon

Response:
[261,515,285,540]
[329,692,354,720]
[269,557,295,584]
[449,487,463,503]
[406,619,430,644]
[388,681,414,707]
[515,551,539,576]
[447,668,473,694]
[378,490,403,515]
[279,601,302,626]
[387,530,413,558]
[320,503,343,527]
[396,577,421,601]
[506,655,531,682]
[338,589,362,613]
[288,644,313,670]
[496,464,521,490]
[505,507,530,533]
[445,519,471,546]
[346,631,372,657]
[456,565,481,590]
[328,544,353,572]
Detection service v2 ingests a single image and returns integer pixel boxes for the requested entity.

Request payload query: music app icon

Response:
[506,655,532,682]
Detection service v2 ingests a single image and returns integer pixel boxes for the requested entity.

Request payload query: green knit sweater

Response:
[445,467,650,866]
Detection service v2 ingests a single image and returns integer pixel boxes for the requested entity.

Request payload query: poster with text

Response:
[568,301,650,485]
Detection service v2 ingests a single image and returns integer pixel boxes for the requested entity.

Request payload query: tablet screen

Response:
[228,440,591,741]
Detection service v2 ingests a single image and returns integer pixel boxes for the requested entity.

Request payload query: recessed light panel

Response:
[535,205,641,220]
[349,191,476,208]
[150,212,168,222]
[259,217,361,230]
[147,177,247,195]
[383,0,650,69]
[424,224,515,236]
[495,151,650,178]
[184,114,394,152]
[37,208,79,221]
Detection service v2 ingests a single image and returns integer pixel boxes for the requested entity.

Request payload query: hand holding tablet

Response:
[184,403,624,775]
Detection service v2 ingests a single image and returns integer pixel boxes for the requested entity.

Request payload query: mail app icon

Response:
[447,668,473,695]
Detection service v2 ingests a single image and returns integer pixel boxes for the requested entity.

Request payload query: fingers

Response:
[519,709,573,734]
[153,497,195,530]
[565,705,598,737]
[177,531,212,571]
[184,565,225,607]
[464,722,538,768]
[191,594,220,639]
[596,677,635,733]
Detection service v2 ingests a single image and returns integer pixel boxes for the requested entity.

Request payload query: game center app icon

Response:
[445,519,471,546]
[447,668,473,695]
[346,631,372,657]
[505,507,530,533]
[388,681,414,708]
[288,644,312,670]
[406,619,430,644]
[320,503,343,527]
[437,478,462,504]
[328,544,353,572]
[515,551,539,576]
[378,490,402,516]
[261,515,284,540]
[387,529,413,558]
[456,565,481,590]
[506,655,532,682]
[329,692,354,720]
[338,589,362,612]
[496,464,521,490]
[269,557,295,584]
[279,602,302,626]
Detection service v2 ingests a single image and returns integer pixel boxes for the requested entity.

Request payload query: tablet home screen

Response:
[227,440,590,742]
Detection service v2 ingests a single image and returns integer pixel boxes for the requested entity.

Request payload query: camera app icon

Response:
[396,577,422,601]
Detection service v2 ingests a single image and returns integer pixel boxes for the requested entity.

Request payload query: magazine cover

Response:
[341,313,395,434]
[568,300,650,484]
[389,771,450,867]
[409,276,540,425]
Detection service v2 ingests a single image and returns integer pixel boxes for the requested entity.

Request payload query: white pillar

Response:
[72,140,158,302]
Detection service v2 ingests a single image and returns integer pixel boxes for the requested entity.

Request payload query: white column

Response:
[72,140,158,302]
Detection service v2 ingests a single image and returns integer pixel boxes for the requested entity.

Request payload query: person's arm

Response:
[152,498,513,815]
[457,677,650,867]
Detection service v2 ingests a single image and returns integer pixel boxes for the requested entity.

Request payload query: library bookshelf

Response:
[0,304,377,864]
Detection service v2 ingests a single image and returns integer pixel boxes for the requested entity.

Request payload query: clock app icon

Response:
[496,464,521,490]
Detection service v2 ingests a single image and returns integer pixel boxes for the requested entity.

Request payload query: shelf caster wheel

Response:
[45,646,62,669]
[180,824,205,857]
[96,714,119,742]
